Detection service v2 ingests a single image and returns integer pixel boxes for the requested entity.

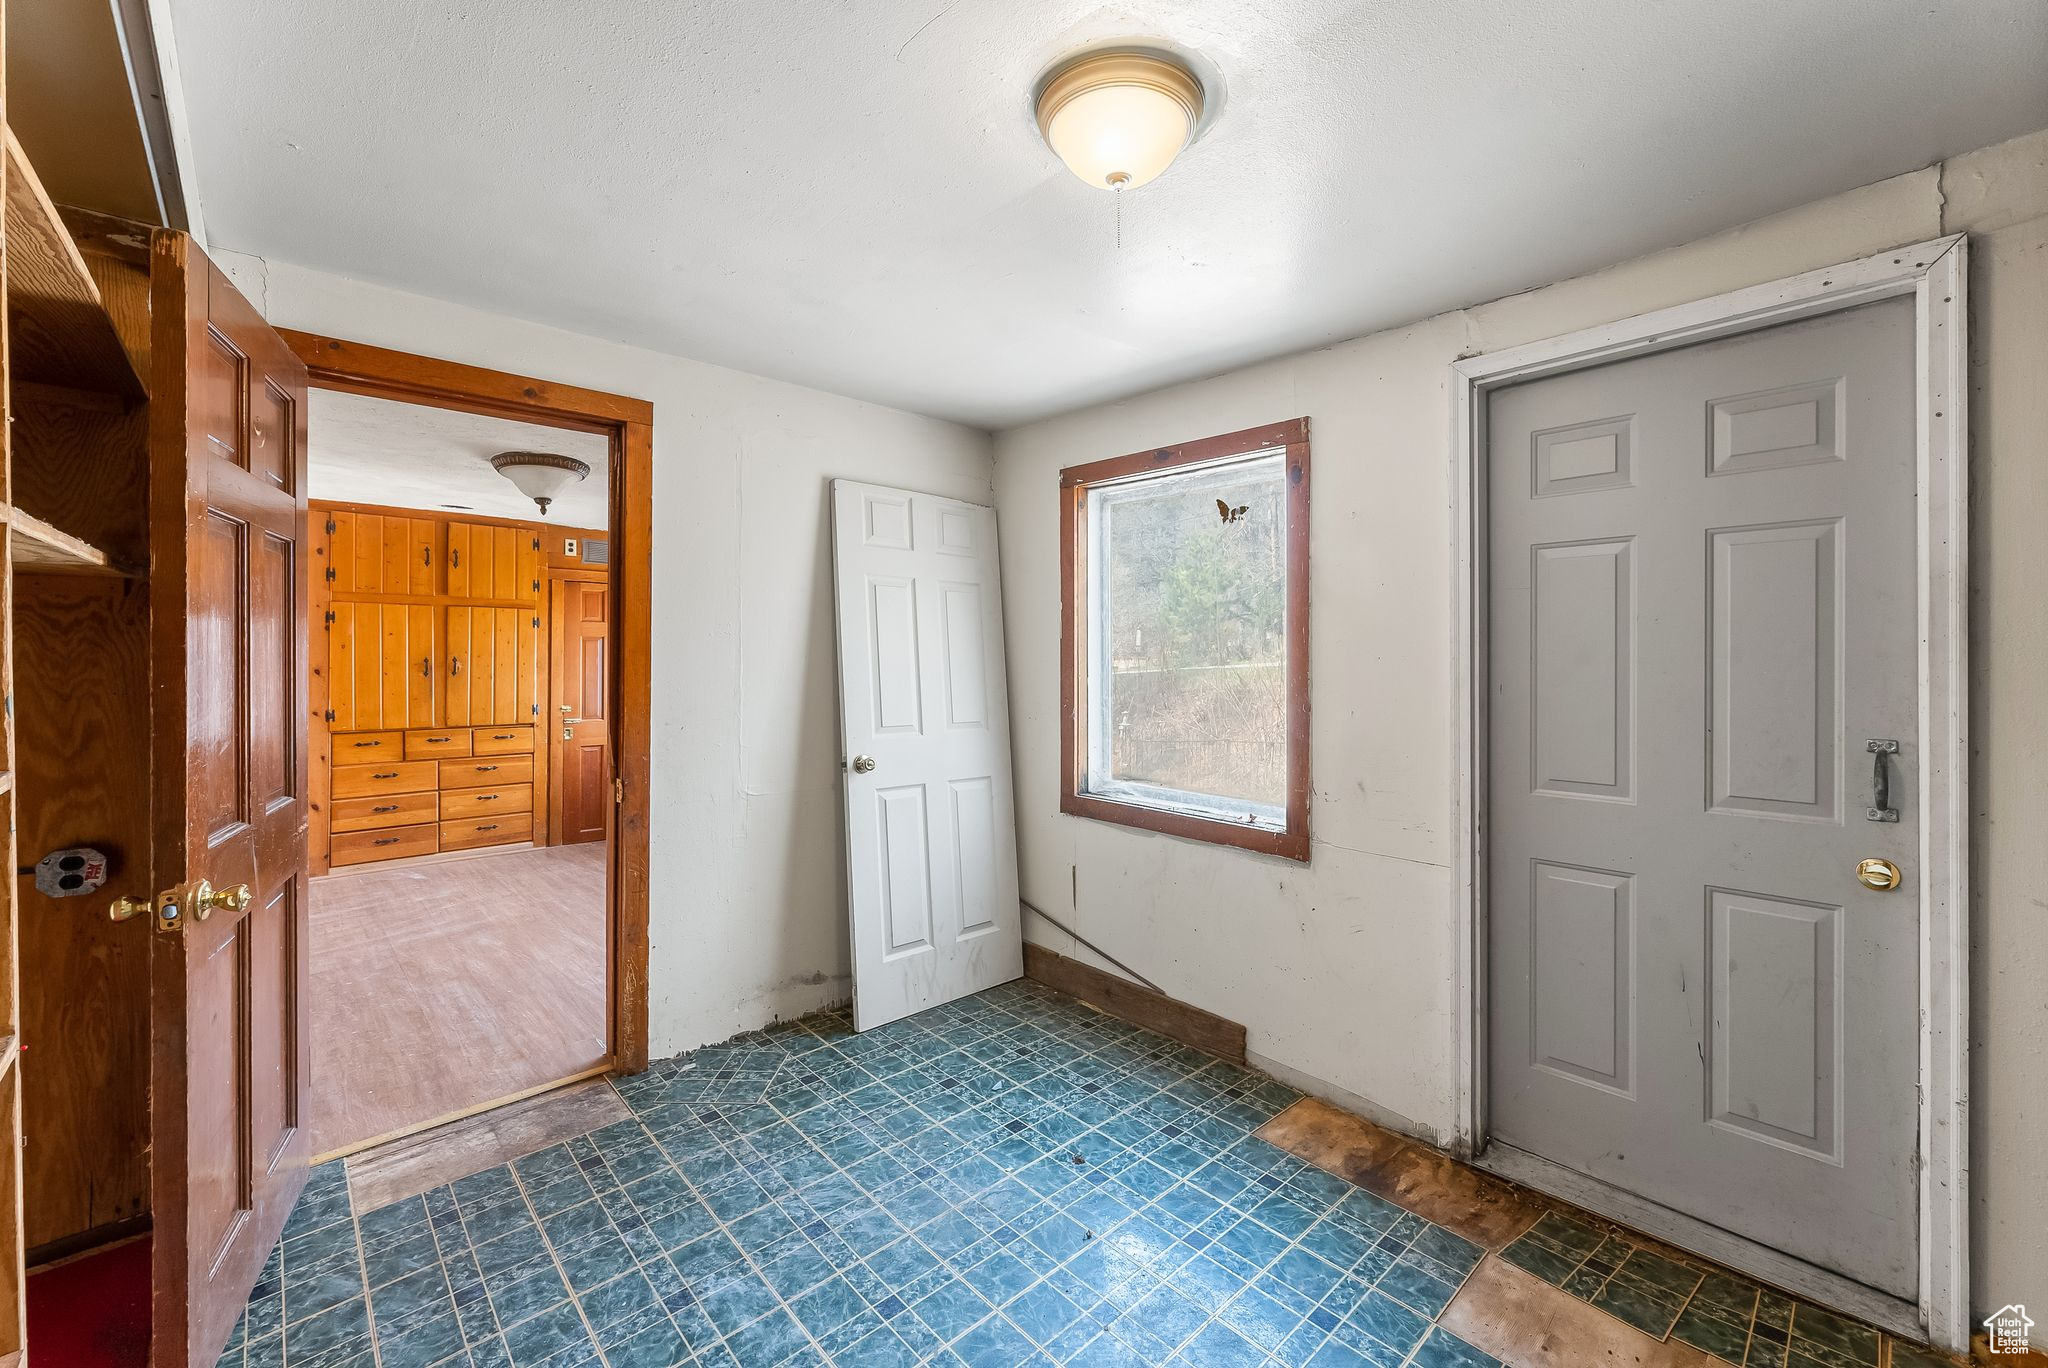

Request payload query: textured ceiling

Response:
[309,390,610,529]
[170,0,2048,428]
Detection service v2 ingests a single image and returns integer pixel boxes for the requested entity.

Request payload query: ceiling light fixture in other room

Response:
[1036,49,1205,190]
[490,451,590,517]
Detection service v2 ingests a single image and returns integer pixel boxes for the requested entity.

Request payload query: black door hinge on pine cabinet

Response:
[324,566,336,582]
[324,610,336,625]
[324,518,336,535]
[323,709,336,723]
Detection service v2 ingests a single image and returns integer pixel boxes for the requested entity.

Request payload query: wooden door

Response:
[550,578,611,844]
[328,509,435,595]
[148,231,313,1368]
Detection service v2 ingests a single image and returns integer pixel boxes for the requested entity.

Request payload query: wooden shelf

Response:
[2,128,146,401]
[6,507,125,576]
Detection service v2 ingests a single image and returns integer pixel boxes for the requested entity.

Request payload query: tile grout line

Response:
[501,1153,622,1368]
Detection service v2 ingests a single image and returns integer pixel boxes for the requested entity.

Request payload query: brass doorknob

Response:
[1856,858,1902,891]
[108,895,153,923]
[851,755,877,774]
[188,880,253,920]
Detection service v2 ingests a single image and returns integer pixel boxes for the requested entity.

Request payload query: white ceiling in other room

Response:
[309,390,611,529]
[171,1,2048,429]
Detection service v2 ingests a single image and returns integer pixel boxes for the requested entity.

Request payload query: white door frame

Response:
[1447,237,1969,1350]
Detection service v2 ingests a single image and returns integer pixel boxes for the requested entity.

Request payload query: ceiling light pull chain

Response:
[1115,183,1122,249]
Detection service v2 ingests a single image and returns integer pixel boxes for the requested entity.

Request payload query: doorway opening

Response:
[304,391,614,1156]
[286,334,655,1162]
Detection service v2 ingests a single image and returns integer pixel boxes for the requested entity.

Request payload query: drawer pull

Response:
[426,736,452,743]
[475,794,499,802]
[353,740,383,748]
[373,771,398,779]
[374,837,401,847]
[475,765,500,772]
[371,804,399,814]
[476,823,499,832]
[492,733,516,740]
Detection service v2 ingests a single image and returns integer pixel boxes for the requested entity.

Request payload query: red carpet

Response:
[27,1236,150,1368]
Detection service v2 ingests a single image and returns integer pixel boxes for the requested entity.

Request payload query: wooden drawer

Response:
[404,728,473,760]
[332,760,438,799]
[331,823,440,866]
[472,726,534,756]
[440,812,532,852]
[441,782,533,817]
[334,730,403,760]
[331,790,440,833]
[439,755,534,788]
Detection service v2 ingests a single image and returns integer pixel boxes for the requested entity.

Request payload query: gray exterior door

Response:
[1486,298,1919,1297]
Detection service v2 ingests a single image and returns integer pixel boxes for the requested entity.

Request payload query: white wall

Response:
[213,251,996,1056]
[993,127,2048,1333]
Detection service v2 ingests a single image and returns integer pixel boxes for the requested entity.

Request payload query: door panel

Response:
[831,482,1022,1031]
[150,231,312,1368]
[449,605,541,728]
[1486,299,1918,1296]
[327,602,437,732]
[550,579,610,845]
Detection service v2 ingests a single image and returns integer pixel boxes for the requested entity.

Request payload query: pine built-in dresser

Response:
[316,504,553,868]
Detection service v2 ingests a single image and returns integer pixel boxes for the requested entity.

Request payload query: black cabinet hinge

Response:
[323,709,336,722]
[324,518,336,535]
[323,566,336,582]
[323,609,336,625]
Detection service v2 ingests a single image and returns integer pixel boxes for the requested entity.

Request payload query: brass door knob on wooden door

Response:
[185,879,253,920]
[1856,858,1902,891]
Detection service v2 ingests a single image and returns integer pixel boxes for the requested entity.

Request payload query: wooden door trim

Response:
[1446,237,1969,1349]
[284,331,653,1075]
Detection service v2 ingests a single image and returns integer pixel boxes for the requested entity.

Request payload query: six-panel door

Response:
[1485,299,1920,1296]
[831,482,1023,1032]
[150,231,314,1368]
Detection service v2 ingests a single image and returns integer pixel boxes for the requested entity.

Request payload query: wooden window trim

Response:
[1059,417,1311,862]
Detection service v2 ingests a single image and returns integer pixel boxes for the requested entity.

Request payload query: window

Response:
[1060,418,1310,860]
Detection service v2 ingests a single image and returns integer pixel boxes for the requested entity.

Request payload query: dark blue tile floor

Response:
[219,981,1502,1367]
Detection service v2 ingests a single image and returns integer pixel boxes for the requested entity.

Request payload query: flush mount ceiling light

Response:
[490,450,589,516]
[1035,49,1205,190]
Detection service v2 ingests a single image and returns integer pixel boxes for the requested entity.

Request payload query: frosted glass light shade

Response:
[490,451,589,516]
[1037,51,1204,190]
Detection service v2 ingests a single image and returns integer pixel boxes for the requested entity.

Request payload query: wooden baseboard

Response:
[1023,942,1246,1064]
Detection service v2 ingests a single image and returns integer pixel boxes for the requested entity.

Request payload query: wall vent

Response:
[580,538,610,566]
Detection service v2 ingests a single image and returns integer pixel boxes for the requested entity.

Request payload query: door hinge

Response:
[324,518,336,535]
[323,566,336,582]
[531,537,541,551]
[531,579,541,593]
[323,709,336,723]
[531,702,540,716]
[323,609,336,625]
[531,615,541,628]
[613,778,624,806]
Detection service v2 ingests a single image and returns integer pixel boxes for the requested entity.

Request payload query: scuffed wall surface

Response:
[994,127,2047,1332]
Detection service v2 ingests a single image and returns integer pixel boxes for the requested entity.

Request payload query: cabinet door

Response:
[329,602,438,731]
[328,510,435,594]
[448,605,543,726]
[447,521,541,601]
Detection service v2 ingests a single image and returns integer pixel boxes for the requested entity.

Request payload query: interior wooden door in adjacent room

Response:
[550,577,611,844]
[148,231,314,1368]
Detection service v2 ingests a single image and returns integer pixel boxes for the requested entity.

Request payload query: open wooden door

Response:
[147,231,313,1368]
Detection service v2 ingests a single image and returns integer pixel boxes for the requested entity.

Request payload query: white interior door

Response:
[832,481,1022,1030]
[1486,298,1921,1296]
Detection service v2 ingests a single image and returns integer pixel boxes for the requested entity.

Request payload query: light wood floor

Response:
[310,843,608,1156]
